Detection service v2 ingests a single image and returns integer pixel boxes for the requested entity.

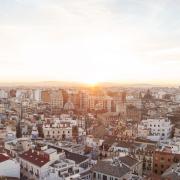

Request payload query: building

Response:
[80,91,89,111]
[50,90,63,109]
[138,118,173,141]
[41,90,50,103]
[19,148,60,179]
[0,153,20,179]
[161,163,180,180]
[153,148,180,176]
[5,138,32,158]
[32,89,41,102]
[0,89,8,99]
[126,104,142,122]
[41,90,64,113]
[113,93,126,115]
[91,155,143,180]
[43,122,72,140]
[48,158,81,179]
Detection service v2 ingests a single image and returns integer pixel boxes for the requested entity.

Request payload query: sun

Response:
[84,79,99,86]
[80,77,99,86]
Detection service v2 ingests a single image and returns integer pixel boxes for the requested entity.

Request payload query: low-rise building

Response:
[138,118,173,141]
[19,148,60,179]
[43,122,72,140]
[161,163,180,180]
[0,153,20,179]
[91,155,143,180]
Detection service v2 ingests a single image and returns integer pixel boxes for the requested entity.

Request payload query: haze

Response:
[0,0,180,85]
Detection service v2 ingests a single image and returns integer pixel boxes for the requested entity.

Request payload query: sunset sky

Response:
[0,0,180,84]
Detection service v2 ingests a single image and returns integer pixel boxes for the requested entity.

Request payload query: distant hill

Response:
[0,81,177,88]
[0,81,86,88]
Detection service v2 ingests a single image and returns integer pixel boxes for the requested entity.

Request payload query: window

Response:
[161,165,164,168]
[98,174,101,179]
[103,175,107,180]
[154,170,157,174]
[155,163,158,167]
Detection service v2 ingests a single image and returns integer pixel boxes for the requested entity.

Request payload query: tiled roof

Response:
[48,145,89,164]
[65,151,88,164]
[0,154,9,163]
[119,155,139,167]
[91,160,130,178]
[19,150,49,167]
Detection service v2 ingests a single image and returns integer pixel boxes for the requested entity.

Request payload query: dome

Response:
[64,101,75,110]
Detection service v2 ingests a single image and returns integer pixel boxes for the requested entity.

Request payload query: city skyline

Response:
[0,0,180,85]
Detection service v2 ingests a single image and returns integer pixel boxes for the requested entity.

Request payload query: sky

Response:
[0,0,180,85]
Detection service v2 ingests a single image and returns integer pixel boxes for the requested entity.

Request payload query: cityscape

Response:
[0,0,180,180]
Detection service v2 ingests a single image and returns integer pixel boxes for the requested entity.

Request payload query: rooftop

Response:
[48,144,89,164]
[119,155,139,167]
[19,149,49,167]
[0,153,9,163]
[91,160,130,178]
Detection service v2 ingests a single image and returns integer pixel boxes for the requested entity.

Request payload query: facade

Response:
[41,90,50,103]
[80,91,89,111]
[0,89,8,99]
[32,89,42,102]
[138,118,173,141]
[50,90,63,109]
[19,148,60,180]
[153,150,174,176]
[0,153,20,179]
[43,122,72,140]
[161,163,180,180]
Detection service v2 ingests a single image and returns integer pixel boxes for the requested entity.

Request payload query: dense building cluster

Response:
[0,86,180,179]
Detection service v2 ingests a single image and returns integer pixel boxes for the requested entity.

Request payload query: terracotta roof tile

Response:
[0,154,9,163]
[19,150,49,167]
